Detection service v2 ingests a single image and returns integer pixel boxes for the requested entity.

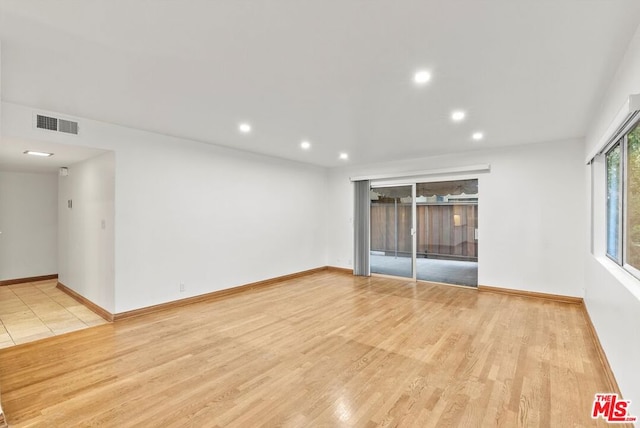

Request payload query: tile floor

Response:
[0,279,108,348]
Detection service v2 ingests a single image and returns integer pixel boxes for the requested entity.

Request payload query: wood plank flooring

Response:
[0,271,623,427]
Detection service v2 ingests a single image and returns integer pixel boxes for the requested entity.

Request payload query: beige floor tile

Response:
[0,289,16,297]
[34,280,57,288]
[0,338,15,349]
[0,293,23,302]
[0,309,39,322]
[36,285,58,293]
[44,313,86,327]
[28,302,68,316]
[0,291,23,299]
[6,283,33,289]
[3,319,51,338]
[0,312,40,327]
[39,316,81,331]
[12,288,48,301]
[3,301,29,310]
[50,323,89,335]
[13,331,55,344]
[21,295,48,303]
[0,280,109,348]
[38,311,77,324]
[48,294,81,308]
[85,318,109,327]
[0,301,26,311]
[66,305,105,323]
[0,302,30,316]
[37,285,61,297]
[8,286,44,296]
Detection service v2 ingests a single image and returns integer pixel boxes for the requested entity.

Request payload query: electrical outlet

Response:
[179,283,185,292]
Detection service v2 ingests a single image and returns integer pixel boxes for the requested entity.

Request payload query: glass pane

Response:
[626,126,640,269]
[415,179,478,287]
[370,186,413,278]
[606,143,621,261]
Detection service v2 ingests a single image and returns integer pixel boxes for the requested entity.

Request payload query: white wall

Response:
[2,101,328,313]
[112,135,328,313]
[0,170,57,280]
[1,40,2,137]
[58,152,115,313]
[584,22,640,413]
[327,139,586,297]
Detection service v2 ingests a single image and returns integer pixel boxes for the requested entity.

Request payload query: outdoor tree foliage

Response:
[606,144,620,258]
[627,125,640,267]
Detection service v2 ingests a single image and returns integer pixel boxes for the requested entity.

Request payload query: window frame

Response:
[604,115,640,280]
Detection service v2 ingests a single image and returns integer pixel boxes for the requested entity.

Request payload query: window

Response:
[606,143,622,261]
[605,119,640,277]
[626,124,640,272]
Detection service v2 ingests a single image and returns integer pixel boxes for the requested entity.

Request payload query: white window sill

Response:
[596,255,640,301]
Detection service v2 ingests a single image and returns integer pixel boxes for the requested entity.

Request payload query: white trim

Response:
[350,164,490,182]
[586,94,640,164]
[371,182,414,189]
[598,256,640,302]
[623,263,640,283]
[372,173,480,188]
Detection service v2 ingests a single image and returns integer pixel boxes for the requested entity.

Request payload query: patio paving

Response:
[370,254,478,287]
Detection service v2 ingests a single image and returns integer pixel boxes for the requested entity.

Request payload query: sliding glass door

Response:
[369,179,478,287]
[370,185,414,278]
[415,180,478,287]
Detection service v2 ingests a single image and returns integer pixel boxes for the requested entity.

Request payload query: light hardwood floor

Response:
[0,271,625,427]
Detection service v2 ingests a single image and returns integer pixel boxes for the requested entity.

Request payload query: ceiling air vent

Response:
[36,115,58,131]
[58,119,79,135]
[35,114,79,135]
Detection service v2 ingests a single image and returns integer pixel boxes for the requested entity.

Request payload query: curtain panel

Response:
[353,180,371,276]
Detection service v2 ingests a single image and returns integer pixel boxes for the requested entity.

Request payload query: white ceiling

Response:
[0,137,106,173]
[1,0,640,168]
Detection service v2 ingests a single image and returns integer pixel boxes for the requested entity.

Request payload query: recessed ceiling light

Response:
[472,132,484,141]
[339,152,349,160]
[300,140,311,150]
[451,110,466,122]
[23,150,53,157]
[238,122,252,134]
[413,70,431,85]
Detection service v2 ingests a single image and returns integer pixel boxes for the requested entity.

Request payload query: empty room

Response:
[0,1,639,426]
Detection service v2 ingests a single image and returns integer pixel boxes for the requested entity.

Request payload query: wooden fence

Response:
[371,203,478,261]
